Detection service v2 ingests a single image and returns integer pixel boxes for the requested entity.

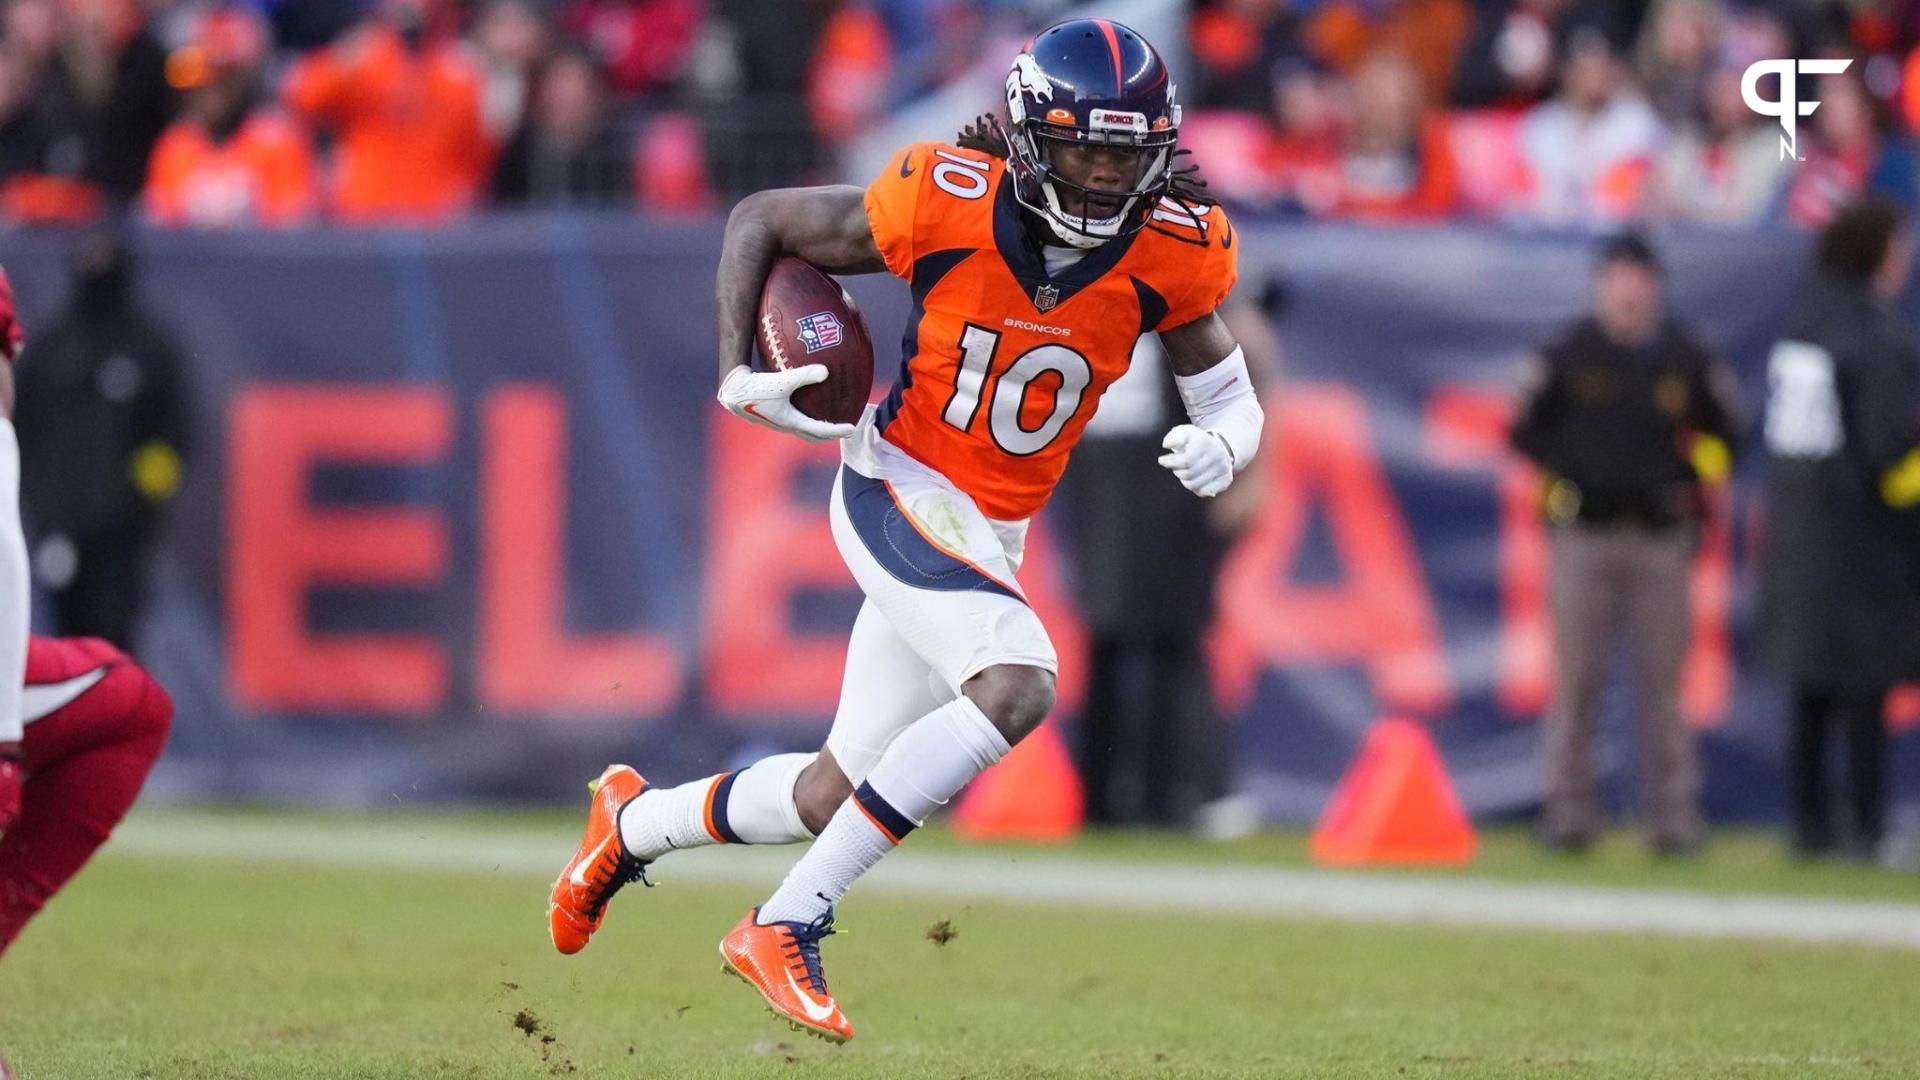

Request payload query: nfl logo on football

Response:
[1034,284,1060,312]
[796,311,844,353]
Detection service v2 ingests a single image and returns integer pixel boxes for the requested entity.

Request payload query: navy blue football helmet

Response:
[1002,19,1182,249]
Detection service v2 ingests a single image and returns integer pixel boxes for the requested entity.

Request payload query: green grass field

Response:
[2,809,1917,1079]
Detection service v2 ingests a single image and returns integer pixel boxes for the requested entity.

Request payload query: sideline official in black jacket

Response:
[15,233,190,652]
[1758,195,1920,861]
[1510,233,1740,856]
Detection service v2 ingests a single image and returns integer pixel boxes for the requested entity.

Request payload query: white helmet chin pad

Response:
[1037,186,1133,248]
[1025,143,1172,249]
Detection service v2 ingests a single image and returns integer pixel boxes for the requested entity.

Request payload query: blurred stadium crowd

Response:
[1183,0,1913,229]
[0,0,1909,229]
[0,0,1064,225]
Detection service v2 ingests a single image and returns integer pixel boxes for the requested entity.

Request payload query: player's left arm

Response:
[1156,309,1266,498]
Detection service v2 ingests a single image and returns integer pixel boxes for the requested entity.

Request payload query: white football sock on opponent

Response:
[617,752,815,861]
[757,697,1009,925]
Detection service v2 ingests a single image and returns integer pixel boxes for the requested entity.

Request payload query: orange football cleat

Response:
[719,908,853,1043]
[548,764,650,955]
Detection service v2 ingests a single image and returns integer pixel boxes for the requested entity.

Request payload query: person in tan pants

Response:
[1541,521,1698,853]
[1510,233,1740,856]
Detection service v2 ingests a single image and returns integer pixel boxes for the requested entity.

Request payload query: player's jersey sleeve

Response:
[864,143,933,281]
[1157,201,1240,329]
[865,141,999,282]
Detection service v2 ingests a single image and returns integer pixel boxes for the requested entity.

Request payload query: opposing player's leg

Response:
[0,637,172,956]
[721,463,1056,1041]
[549,599,943,955]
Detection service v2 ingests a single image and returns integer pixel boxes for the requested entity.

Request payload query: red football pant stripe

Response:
[0,659,171,956]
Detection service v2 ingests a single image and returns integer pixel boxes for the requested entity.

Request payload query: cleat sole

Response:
[718,953,849,1045]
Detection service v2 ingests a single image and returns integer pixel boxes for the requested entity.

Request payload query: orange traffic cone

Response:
[951,720,1084,842]
[1310,717,1477,867]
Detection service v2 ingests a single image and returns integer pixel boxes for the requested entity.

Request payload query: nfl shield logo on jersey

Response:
[1033,284,1060,312]
[796,311,844,353]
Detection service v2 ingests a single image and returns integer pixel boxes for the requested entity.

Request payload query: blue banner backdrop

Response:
[0,218,1912,823]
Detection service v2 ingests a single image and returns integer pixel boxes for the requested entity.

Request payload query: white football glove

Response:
[1158,424,1236,498]
[717,363,856,443]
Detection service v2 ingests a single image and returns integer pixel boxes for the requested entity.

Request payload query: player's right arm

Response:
[713,186,884,442]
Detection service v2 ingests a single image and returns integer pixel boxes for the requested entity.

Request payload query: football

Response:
[755,256,875,425]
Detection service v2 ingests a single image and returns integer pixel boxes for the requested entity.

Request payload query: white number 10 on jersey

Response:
[942,324,1093,455]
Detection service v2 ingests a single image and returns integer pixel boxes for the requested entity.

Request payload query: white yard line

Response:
[110,814,1920,951]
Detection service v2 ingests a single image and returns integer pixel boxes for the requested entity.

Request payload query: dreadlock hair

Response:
[956,114,1012,158]
[953,113,1218,233]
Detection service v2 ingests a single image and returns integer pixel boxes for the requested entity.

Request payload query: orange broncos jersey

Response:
[863,141,1238,520]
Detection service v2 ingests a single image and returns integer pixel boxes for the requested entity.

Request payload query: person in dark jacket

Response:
[489,49,633,209]
[1758,195,1920,863]
[0,43,55,184]
[699,0,833,199]
[34,0,176,205]
[1058,295,1278,835]
[1510,232,1740,856]
[14,232,190,652]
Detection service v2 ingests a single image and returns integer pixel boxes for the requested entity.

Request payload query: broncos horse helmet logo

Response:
[1006,53,1053,124]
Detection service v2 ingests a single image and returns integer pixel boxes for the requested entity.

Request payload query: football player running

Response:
[549,19,1263,1043]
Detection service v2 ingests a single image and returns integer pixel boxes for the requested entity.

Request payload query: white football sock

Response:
[618,752,815,861]
[727,753,817,843]
[757,698,1008,924]
[754,797,895,926]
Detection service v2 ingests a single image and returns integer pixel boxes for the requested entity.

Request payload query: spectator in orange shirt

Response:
[1267,50,1458,220]
[282,0,492,223]
[807,1,890,148]
[1190,0,1304,112]
[1335,48,1459,219]
[1301,0,1470,107]
[144,9,315,228]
